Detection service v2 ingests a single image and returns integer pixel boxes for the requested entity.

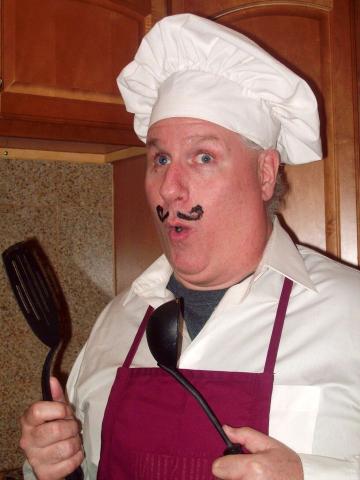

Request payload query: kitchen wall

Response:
[0,156,113,472]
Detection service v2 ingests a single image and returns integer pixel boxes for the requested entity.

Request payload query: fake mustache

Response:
[156,205,204,223]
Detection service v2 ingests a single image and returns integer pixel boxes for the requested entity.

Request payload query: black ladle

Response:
[146,298,242,455]
[2,241,83,480]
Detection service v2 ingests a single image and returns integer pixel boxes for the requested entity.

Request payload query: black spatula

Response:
[2,240,83,480]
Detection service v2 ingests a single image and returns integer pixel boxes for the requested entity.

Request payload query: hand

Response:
[20,377,84,480]
[212,426,303,480]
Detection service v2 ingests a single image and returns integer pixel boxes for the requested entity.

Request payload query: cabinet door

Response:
[114,154,162,292]
[0,0,152,147]
[167,0,359,266]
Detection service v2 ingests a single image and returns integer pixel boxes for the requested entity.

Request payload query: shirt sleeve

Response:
[22,460,37,480]
[22,347,87,480]
[299,453,360,480]
[66,343,87,406]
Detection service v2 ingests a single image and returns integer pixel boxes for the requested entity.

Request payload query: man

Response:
[21,14,360,480]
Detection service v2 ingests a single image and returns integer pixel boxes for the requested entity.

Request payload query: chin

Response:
[169,255,205,278]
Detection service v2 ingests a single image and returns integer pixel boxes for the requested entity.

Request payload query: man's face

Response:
[145,118,277,289]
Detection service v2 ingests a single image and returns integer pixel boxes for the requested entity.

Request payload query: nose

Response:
[159,163,189,205]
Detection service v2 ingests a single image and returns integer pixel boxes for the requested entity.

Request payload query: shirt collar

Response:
[123,255,174,307]
[124,217,317,307]
[254,217,317,292]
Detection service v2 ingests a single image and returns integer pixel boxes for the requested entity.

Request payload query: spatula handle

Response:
[42,347,57,401]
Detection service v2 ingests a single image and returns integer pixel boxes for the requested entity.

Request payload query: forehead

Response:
[147,117,241,149]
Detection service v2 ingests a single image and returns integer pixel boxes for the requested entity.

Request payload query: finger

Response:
[223,425,278,453]
[50,376,66,403]
[212,452,248,480]
[21,401,74,429]
[31,418,81,448]
[31,434,83,465]
[20,417,79,452]
[31,448,84,480]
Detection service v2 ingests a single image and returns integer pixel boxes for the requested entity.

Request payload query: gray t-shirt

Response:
[167,274,227,339]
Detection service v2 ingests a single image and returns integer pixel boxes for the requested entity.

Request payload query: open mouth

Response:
[157,204,203,241]
[167,224,190,240]
[170,224,186,234]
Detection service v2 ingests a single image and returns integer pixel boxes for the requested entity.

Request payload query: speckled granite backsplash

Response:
[0,157,113,472]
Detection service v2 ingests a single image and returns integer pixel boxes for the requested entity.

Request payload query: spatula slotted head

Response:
[2,241,61,348]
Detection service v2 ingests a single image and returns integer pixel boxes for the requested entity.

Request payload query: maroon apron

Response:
[97,277,293,480]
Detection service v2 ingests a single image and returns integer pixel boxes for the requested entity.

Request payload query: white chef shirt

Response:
[24,219,360,480]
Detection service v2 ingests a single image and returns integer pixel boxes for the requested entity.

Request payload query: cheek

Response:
[207,177,248,208]
[205,180,261,228]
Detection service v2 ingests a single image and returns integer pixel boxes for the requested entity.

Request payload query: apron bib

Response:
[98,277,293,479]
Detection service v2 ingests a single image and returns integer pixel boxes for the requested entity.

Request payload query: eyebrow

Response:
[146,138,162,149]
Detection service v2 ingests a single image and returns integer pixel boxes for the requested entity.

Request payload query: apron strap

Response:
[123,305,154,368]
[264,277,293,374]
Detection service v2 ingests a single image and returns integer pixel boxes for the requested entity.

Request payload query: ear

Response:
[257,149,280,201]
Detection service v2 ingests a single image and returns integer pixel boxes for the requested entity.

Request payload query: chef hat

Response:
[117,14,322,165]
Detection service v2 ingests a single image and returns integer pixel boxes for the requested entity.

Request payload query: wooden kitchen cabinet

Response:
[0,0,164,152]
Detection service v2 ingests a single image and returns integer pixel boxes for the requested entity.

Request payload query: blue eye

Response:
[156,154,170,166]
[197,153,213,164]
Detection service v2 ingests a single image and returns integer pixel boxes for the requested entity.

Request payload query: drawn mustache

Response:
[156,206,169,222]
[156,205,204,223]
[177,205,204,221]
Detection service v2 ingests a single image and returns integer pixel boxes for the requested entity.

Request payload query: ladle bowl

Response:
[146,298,242,456]
[146,299,180,368]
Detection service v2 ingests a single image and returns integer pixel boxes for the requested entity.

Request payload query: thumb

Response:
[50,376,66,403]
[224,426,277,453]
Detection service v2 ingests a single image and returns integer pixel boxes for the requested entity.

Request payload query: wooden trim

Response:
[144,0,168,31]
[0,148,105,164]
[321,10,340,260]
[0,146,146,164]
[330,0,358,265]
[212,0,334,18]
[7,83,123,105]
[105,147,146,162]
[354,0,360,265]
[151,0,168,24]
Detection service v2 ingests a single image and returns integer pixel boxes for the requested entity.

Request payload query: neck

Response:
[174,269,255,291]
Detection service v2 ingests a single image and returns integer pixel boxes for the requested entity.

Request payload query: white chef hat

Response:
[117,14,322,165]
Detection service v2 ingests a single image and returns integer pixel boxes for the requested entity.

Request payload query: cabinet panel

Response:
[114,155,161,293]
[0,0,151,147]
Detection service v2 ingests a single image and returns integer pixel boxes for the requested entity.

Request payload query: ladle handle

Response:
[158,364,242,455]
